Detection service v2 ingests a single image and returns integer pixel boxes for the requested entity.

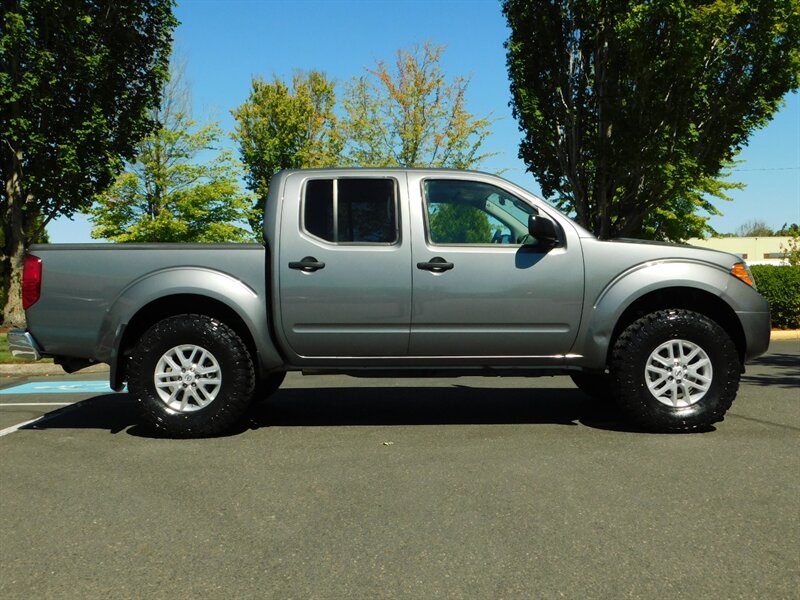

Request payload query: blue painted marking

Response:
[0,381,126,395]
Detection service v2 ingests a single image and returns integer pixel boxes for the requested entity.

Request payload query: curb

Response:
[769,329,800,341]
[2,330,797,376]
[0,363,109,377]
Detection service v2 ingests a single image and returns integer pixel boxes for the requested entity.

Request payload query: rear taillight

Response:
[22,255,42,310]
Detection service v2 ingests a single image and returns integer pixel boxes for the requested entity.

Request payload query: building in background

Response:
[687,237,792,265]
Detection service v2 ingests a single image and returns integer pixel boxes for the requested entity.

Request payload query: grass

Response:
[0,332,53,364]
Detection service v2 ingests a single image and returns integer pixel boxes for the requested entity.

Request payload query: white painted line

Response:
[1,402,74,407]
[0,417,45,438]
[0,400,83,439]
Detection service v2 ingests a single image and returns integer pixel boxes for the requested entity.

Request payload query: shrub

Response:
[750,265,800,329]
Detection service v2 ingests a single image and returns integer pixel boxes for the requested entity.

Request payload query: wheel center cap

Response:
[182,372,196,384]
[672,365,686,380]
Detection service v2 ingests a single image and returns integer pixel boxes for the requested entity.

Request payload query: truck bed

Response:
[25,243,267,364]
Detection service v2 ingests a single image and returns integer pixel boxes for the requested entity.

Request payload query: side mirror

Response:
[527,214,559,247]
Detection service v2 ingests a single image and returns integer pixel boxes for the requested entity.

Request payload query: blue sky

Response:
[49,0,800,242]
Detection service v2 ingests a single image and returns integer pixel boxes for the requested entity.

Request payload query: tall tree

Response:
[340,43,495,169]
[232,71,340,239]
[1,0,177,326]
[89,60,252,243]
[503,0,800,241]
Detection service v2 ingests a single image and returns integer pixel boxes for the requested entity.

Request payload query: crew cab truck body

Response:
[10,169,771,436]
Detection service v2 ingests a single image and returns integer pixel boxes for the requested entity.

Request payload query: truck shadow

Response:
[19,386,647,437]
[742,353,800,390]
[245,387,624,431]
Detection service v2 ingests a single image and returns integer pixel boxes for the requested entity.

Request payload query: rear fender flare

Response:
[97,267,283,389]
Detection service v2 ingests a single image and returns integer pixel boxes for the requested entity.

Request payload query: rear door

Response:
[408,173,584,358]
[277,173,412,359]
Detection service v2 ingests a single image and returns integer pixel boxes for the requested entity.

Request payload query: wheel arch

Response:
[96,268,285,391]
[577,260,748,371]
[111,294,260,390]
[107,271,285,393]
[607,287,746,366]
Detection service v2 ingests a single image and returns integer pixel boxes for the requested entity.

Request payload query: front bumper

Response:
[737,310,772,361]
[7,329,42,361]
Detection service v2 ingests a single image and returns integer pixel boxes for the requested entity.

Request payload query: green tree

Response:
[780,234,800,267]
[776,222,800,236]
[89,60,252,243]
[1,0,177,326]
[232,71,340,239]
[503,0,800,241]
[340,43,495,169]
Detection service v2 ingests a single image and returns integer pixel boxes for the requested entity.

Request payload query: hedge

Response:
[750,265,800,330]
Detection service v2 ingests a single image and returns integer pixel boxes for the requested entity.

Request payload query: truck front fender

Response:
[576,260,745,369]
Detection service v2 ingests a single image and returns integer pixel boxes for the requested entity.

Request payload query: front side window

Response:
[303,178,398,244]
[423,179,535,245]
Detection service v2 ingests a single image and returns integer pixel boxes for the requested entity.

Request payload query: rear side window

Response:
[303,178,398,244]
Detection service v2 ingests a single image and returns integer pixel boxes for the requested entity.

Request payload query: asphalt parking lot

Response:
[1,340,798,599]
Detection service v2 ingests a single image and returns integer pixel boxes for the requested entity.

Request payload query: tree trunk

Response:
[2,145,27,328]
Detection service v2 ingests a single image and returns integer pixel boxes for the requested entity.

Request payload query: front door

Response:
[408,175,584,358]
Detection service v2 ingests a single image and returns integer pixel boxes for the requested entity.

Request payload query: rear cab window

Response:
[303,178,399,245]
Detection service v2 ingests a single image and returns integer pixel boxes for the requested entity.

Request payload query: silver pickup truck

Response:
[10,168,770,436]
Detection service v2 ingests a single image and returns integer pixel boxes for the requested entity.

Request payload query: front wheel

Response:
[128,314,255,437]
[611,309,741,432]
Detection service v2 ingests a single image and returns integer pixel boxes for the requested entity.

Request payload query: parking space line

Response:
[1,402,74,407]
[0,400,84,439]
[0,417,46,438]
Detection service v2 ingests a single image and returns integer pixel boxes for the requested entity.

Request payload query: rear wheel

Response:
[128,314,255,437]
[611,309,740,432]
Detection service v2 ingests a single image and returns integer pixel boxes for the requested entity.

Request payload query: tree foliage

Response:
[340,43,496,169]
[503,0,800,241]
[232,45,496,240]
[89,60,252,243]
[1,0,177,325]
[231,71,340,238]
[776,223,800,237]
[780,234,800,267]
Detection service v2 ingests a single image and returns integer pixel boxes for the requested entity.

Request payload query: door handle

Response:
[289,256,326,272]
[417,257,454,272]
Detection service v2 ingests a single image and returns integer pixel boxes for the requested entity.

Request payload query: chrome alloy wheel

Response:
[645,339,713,408]
[153,344,222,413]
